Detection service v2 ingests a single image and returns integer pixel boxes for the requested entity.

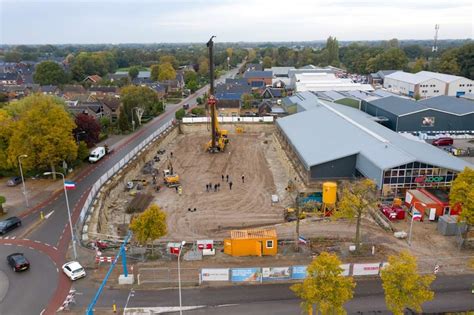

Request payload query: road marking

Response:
[34,240,41,244]
[45,210,54,219]
[28,247,34,250]
[4,243,12,245]
[40,309,45,315]
[4,236,9,239]
[56,268,59,273]
[53,246,58,250]
[11,236,16,240]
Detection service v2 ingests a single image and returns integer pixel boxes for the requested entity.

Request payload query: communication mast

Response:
[432,24,439,53]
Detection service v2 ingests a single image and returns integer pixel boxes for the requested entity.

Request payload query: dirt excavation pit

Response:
[156,124,288,240]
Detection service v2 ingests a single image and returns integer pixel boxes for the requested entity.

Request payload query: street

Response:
[0,65,241,315]
[70,274,474,314]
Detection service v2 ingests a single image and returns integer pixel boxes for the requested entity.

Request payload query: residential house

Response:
[147,83,167,99]
[109,72,129,82]
[76,101,104,119]
[0,85,29,100]
[0,72,22,85]
[98,97,121,121]
[217,99,241,117]
[68,105,97,117]
[243,70,272,87]
[61,85,87,100]
[244,63,263,72]
[83,75,103,83]
[40,85,60,95]
[262,87,285,99]
[88,86,119,97]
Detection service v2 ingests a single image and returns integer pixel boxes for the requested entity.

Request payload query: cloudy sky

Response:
[0,0,472,44]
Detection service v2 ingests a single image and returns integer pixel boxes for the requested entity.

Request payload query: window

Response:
[266,240,274,248]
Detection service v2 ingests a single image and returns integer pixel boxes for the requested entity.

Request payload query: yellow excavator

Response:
[205,36,229,153]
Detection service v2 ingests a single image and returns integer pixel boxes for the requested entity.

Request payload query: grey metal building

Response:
[361,96,474,133]
[276,92,472,199]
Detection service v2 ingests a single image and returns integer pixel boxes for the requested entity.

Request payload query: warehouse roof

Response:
[277,92,472,173]
[417,71,467,83]
[369,95,474,116]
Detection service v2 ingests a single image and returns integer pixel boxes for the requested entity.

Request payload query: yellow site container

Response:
[322,182,337,204]
[393,198,402,206]
[224,229,277,257]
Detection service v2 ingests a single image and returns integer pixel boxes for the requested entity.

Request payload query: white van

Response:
[89,147,106,163]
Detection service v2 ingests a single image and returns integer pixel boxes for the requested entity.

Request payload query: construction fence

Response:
[78,120,175,240]
[182,116,274,123]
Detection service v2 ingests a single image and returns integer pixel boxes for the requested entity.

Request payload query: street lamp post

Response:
[44,171,77,260]
[408,201,425,246]
[177,240,186,315]
[18,154,29,207]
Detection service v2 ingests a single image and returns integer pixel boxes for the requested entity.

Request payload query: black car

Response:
[0,217,22,235]
[6,176,22,187]
[7,253,30,272]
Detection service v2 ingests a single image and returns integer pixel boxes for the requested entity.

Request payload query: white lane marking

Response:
[56,268,59,273]
[34,240,41,243]
[28,247,34,250]
[11,236,16,240]
[4,236,9,239]
[4,243,12,245]
[53,246,58,250]
[45,210,54,219]
[124,306,206,313]
[40,309,45,315]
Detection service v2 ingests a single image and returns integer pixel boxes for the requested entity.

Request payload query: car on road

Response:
[62,261,86,280]
[0,216,22,235]
[6,176,22,187]
[432,137,454,146]
[7,253,30,272]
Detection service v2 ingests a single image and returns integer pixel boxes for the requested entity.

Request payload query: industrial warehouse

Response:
[361,95,474,133]
[276,92,472,199]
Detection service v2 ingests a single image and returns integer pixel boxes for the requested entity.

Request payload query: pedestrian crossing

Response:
[0,236,16,240]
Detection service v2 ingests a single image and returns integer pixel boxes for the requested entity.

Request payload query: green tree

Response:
[449,167,474,234]
[186,80,199,93]
[33,61,67,85]
[411,58,426,73]
[7,95,77,177]
[77,141,90,161]
[335,179,378,251]
[456,43,474,79]
[71,51,117,81]
[159,55,178,69]
[435,49,460,75]
[128,66,140,80]
[262,56,273,69]
[241,93,254,110]
[0,195,6,214]
[247,49,257,63]
[150,64,160,81]
[367,48,408,73]
[291,252,355,314]
[117,110,130,133]
[198,59,209,76]
[183,70,197,84]
[384,38,399,49]
[119,86,163,132]
[4,51,22,63]
[381,251,435,315]
[175,108,186,120]
[129,204,167,253]
[158,62,176,81]
[326,36,340,66]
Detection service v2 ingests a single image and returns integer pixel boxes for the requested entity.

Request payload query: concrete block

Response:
[118,274,134,285]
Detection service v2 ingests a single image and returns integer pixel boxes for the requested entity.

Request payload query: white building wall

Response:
[417,78,446,98]
[447,78,474,96]
[383,77,415,95]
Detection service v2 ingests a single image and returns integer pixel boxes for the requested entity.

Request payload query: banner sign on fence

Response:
[231,268,261,282]
[262,267,291,281]
[352,263,381,276]
[291,265,308,279]
[201,268,230,281]
[340,264,351,276]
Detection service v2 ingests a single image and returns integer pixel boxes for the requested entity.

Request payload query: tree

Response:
[247,49,257,63]
[128,66,140,80]
[150,64,160,81]
[367,48,408,73]
[241,93,254,110]
[74,113,101,147]
[449,167,474,234]
[119,86,163,132]
[158,62,176,81]
[33,61,67,85]
[0,109,13,171]
[77,141,90,161]
[186,80,199,93]
[384,38,399,49]
[129,204,167,253]
[117,110,130,132]
[336,179,378,251]
[175,108,185,120]
[435,49,460,75]
[226,48,233,59]
[326,36,340,66]
[262,56,273,69]
[7,94,77,178]
[0,195,5,214]
[198,59,209,76]
[381,251,435,315]
[456,43,474,79]
[71,51,117,81]
[183,70,197,84]
[411,58,426,73]
[159,55,178,69]
[291,252,355,314]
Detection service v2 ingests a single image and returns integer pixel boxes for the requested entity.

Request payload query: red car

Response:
[380,205,405,221]
[432,137,453,146]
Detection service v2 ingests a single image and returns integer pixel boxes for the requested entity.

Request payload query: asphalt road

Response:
[0,65,241,315]
[0,245,59,315]
[72,275,474,314]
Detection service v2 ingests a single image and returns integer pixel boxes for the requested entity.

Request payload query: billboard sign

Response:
[201,268,230,281]
[231,268,261,282]
[291,265,308,279]
[262,267,291,281]
[353,263,381,276]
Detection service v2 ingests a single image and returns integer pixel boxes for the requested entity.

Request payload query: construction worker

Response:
[217,183,220,191]
[206,184,209,192]
[193,208,197,212]
[229,181,233,190]
[226,175,229,182]
[214,184,217,192]
[222,174,224,181]
[178,186,182,196]
[241,174,245,183]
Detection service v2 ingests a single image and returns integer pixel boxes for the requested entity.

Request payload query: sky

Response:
[0,0,473,44]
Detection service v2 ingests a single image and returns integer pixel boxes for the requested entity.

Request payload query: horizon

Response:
[1,0,472,45]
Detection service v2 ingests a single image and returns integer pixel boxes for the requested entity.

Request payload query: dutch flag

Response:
[64,181,76,190]
[412,210,422,221]
[298,236,308,245]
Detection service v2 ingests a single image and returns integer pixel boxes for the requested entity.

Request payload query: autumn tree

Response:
[0,196,5,214]
[367,48,408,73]
[0,109,13,171]
[411,58,426,73]
[241,93,254,110]
[336,179,378,251]
[434,49,460,75]
[262,56,273,69]
[449,167,474,234]
[74,113,101,147]
[198,58,209,76]
[119,86,163,131]
[33,61,68,85]
[381,251,435,315]
[150,64,160,81]
[129,204,167,253]
[7,94,77,178]
[158,62,176,81]
[159,55,178,69]
[291,252,355,314]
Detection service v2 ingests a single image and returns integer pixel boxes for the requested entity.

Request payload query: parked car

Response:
[0,217,22,235]
[62,261,86,281]
[7,253,30,272]
[432,137,454,146]
[182,103,190,110]
[6,176,22,187]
